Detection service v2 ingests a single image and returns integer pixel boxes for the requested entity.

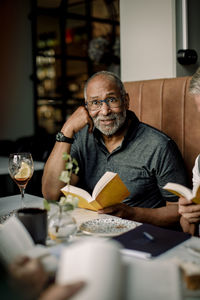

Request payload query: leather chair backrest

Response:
[124,76,200,184]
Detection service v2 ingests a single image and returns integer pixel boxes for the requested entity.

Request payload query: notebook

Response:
[113,223,191,258]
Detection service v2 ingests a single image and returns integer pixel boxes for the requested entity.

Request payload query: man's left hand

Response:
[98,203,134,220]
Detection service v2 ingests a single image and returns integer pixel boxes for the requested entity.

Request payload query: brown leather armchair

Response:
[124,76,200,185]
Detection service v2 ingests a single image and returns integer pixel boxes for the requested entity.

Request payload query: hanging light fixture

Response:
[177,0,198,65]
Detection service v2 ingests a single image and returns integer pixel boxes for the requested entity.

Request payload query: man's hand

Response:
[178,197,200,223]
[99,202,180,227]
[9,256,48,299]
[98,203,134,220]
[61,106,93,136]
[39,281,85,300]
[180,216,196,235]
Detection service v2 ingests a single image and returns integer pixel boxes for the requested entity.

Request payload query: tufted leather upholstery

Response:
[124,76,200,184]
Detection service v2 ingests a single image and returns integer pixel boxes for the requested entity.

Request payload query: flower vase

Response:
[48,205,77,243]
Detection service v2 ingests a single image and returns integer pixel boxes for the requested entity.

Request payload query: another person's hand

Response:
[8,256,48,299]
[39,281,85,300]
[98,203,134,219]
[178,197,200,223]
[61,106,93,136]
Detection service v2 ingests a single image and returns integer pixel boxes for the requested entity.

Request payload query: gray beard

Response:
[92,110,127,136]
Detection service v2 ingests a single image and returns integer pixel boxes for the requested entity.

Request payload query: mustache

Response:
[93,113,117,121]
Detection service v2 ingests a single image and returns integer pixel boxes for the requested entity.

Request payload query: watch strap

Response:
[56,132,74,144]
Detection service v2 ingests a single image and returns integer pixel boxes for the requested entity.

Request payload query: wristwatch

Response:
[56,132,74,144]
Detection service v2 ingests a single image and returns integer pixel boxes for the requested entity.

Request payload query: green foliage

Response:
[43,198,51,211]
[59,170,70,183]
[59,153,79,183]
[43,152,80,212]
[59,195,79,211]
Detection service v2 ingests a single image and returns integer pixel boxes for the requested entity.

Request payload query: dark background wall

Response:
[0,0,34,141]
[0,0,200,141]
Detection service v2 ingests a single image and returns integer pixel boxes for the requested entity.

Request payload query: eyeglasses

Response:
[85,97,122,111]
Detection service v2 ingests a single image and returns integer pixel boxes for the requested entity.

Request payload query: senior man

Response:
[42,71,188,228]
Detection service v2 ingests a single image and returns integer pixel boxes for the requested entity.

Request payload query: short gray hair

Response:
[189,67,200,94]
[84,71,126,100]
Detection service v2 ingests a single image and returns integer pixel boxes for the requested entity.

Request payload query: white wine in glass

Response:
[8,153,34,207]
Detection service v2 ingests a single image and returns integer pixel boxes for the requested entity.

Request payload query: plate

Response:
[79,218,137,237]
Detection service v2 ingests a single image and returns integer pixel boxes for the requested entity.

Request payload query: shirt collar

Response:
[124,110,140,142]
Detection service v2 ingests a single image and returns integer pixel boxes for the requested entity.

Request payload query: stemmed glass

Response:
[8,153,34,207]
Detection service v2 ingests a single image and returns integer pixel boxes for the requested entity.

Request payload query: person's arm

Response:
[8,256,48,300]
[178,155,200,235]
[42,107,93,201]
[99,202,179,227]
[8,256,85,300]
[38,282,85,300]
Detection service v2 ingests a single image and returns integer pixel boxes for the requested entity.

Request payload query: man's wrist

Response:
[61,123,75,137]
[56,132,74,144]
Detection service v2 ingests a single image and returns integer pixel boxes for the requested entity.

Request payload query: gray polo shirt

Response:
[71,110,188,208]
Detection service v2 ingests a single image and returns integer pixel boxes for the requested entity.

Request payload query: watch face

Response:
[56,132,74,143]
[56,132,64,141]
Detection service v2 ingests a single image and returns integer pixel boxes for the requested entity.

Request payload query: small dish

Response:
[79,217,136,237]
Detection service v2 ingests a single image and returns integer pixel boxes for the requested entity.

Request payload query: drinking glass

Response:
[8,153,34,207]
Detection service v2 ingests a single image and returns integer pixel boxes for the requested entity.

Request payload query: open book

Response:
[0,216,58,274]
[163,182,200,204]
[1,218,183,300]
[56,238,182,300]
[56,239,124,300]
[61,171,130,211]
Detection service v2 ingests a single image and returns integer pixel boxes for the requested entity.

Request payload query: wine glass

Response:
[8,153,34,207]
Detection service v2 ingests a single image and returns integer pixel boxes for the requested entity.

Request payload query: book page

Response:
[163,183,193,200]
[126,260,182,300]
[0,216,34,264]
[61,172,129,210]
[192,183,200,204]
[92,172,117,199]
[61,185,93,203]
[56,238,123,300]
[95,174,130,208]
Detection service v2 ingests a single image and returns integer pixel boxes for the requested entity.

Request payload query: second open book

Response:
[163,182,200,204]
[0,217,184,300]
[56,237,182,300]
[61,171,130,211]
[0,216,57,274]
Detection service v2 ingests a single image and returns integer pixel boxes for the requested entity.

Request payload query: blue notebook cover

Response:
[113,223,191,257]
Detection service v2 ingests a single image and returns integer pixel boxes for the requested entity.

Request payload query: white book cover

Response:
[0,216,34,264]
[56,238,123,300]
[0,216,58,273]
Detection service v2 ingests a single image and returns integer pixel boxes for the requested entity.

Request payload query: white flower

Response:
[59,170,70,183]
[59,195,79,211]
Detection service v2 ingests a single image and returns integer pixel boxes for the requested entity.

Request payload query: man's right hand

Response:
[61,106,93,137]
[42,106,93,201]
